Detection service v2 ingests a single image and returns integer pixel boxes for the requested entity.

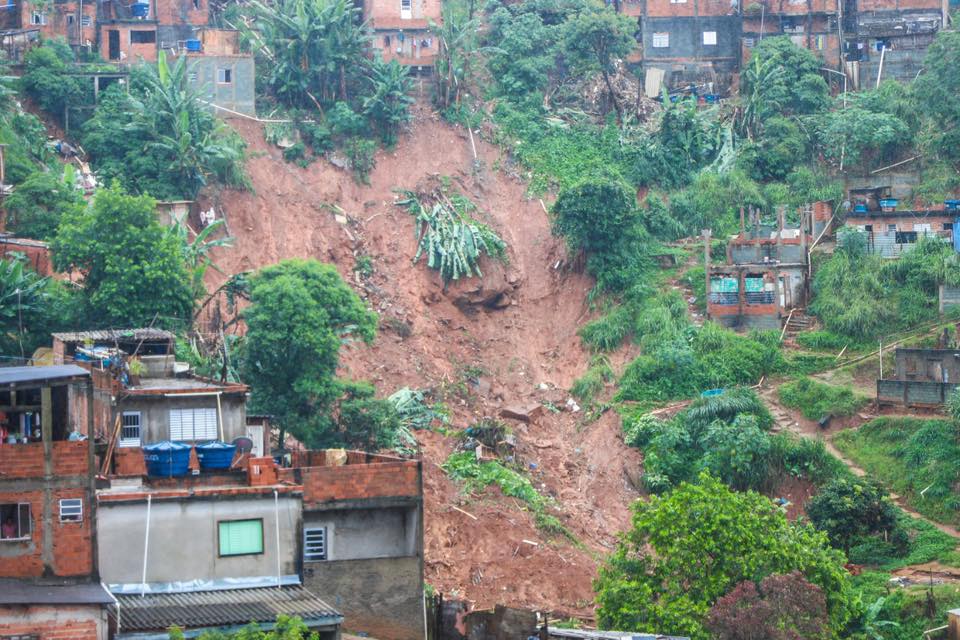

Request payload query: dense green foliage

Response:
[242,259,378,448]
[807,478,903,555]
[80,53,247,200]
[777,378,869,421]
[594,474,853,639]
[173,614,320,639]
[2,167,85,240]
[51,184,194,327]
[811,234,960,340]
[19,43,87,123]
[0,256,77,358]
[833,417,960,527]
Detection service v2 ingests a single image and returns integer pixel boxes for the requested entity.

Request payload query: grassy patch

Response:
[443,452,577,542]
[834,417,960,527]
[851,571,960,640]
[778,377,870,420]
[571,355,615,405]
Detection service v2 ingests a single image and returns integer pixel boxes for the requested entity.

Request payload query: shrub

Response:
[706,572,830,640]
[571,355,614,404]
[807,478,902,554]
[777,377,869,421]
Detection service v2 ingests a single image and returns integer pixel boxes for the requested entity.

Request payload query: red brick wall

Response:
[0,240,51,277]
[644,0,695,18]
[0,605,105,640]
[53,441,90,476]
[301,461,420,505]
[113,447,146,476]
[0,444,45,478]
[0,488,94,578]
[155,0,209,26]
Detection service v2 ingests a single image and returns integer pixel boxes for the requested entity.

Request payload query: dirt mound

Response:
[206,103,643,615]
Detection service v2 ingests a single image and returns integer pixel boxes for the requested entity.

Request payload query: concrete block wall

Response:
[301,461,421,505]
[0,605,107,640]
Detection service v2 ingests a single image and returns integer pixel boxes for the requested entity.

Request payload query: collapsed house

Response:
[877,347,960,407]
[706,202,831,331]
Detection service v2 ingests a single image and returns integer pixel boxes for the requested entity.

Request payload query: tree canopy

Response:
[594,474,853,639]
[51,184,194,328]
[242,259,378,448]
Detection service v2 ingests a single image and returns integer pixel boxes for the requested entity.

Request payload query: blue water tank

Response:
[131,2,150,17]
[196,441,237,470]
[142,441,192,478]
[944,200,960,211]
[185,39,202,52]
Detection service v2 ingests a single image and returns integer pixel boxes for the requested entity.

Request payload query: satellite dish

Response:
[232,436,253,454]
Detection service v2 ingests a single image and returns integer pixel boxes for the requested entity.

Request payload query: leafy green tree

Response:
[51,184,194,327]
[816,107,909,169]
[19,44,86,122]
[806,478,901,555]
[2,167,85,239]
[242,259,377,448]
[594,474,853,639]
[914,29,960,167]
[737,116,806,181]
[486,10,555,102]
[170,218,234,300]
[558,6,635,120]
[552,176,637,253]
[739,37,829,122]
[334,381,403,451]
[432,8,486,109]
[0,256,49,357]
[361,58,414,146]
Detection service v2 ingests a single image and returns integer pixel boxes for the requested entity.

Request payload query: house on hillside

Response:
[0,366,115,639]
[51,329,254,472]
[842,194,958,258]
[0,234,52,276]
[706,202,830,331]
[741,0,841,69]
[877,347,960,407]
[362,0,441,69]
[96,448,424,639]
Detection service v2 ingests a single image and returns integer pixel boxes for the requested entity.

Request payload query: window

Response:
[120,411,141,447]
[67,14,75,25]
[744,37,755,48]
[669,0,687,4]
[193,0,201,8]
[188,71,198,82]
[31,12,46,25]
[400,0,411,18]
[652,32,669,48]
[169,408,217,442]
[304,527,327,561]
[944,223,953,231]
[887,224,897,232]
[217,68,232,84]
[703,31,717,45]
[896,231,918,244]
[915,223,931,233]
[1,635,39,640]
[130,30,157,44]
[0,504,31,540]
[81,15,92,26]
[218,519,263,556]
[59,499,83,523]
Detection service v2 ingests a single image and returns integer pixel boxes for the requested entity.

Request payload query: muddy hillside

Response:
[203,104,644,616]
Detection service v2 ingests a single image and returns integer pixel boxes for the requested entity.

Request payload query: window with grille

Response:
[31,12,46,25]
[304,527,327,561]
[652,32,669,48]
[0,504,31,540]
[81,15,92,26]
[169,408,217,442]
[217,68,232,84]
[120,411,141,447]
[130,30,156,44]
[59,499,83,523]
[218,519,263,556]
[400,0,412,18]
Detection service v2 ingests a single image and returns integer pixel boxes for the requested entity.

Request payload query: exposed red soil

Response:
[204,104,643,616]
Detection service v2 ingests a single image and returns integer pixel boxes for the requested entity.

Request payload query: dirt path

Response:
[759,385,960,540]
[201,104,644,615]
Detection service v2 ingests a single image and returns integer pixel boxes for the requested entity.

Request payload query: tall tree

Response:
[51,184,194,327]
[914,29,960,167]
[559,6,635,121]
[594,474,853,639]
[242,259,377,448]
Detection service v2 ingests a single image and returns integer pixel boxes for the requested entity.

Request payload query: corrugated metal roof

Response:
[52,328,175,342]
[115,585,342,632]
[0,365,90,387]
[0,580,114,605]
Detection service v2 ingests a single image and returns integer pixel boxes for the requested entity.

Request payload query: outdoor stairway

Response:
[784,309,813,335]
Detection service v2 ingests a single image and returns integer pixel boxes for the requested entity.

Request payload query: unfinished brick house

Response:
[877,347,960,406]
[843,194,956,257]
[0,365,113,640]
[94,449,423,639]
[741,0,841,68]
[363,0,441,68]
[706,204,827,330]
[51,329,253,471]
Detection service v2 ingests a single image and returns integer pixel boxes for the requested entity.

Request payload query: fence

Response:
[877,379,958,406]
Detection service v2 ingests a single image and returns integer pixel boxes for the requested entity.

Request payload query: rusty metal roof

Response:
[52,328,175,343]
[115,585,342,632]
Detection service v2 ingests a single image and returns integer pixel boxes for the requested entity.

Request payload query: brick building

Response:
[0,235,52,277]
[363,0,441,68]
[741,0,841,67]
[0,365,113,640]
[706,204,826,330]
